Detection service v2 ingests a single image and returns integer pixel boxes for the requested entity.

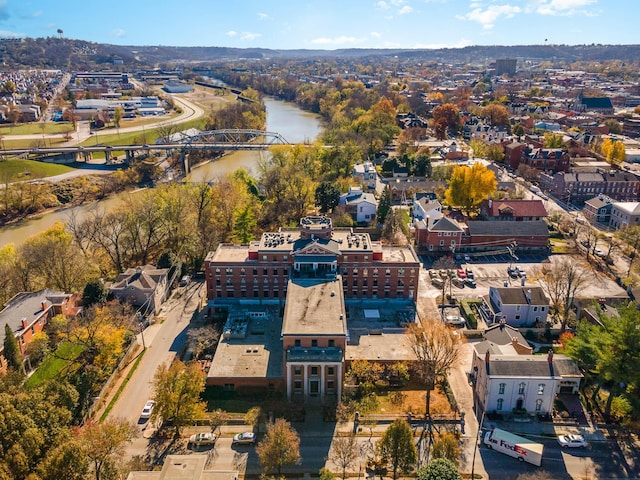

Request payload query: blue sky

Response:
[1,0,637,50]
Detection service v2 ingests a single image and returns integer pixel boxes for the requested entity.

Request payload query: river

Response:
[0,97,323,247]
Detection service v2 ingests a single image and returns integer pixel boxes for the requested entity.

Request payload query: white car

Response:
[140,400,155,419]
[557,434,587,448]
[445,315,465,327]
[232,432,256,445]
[189,432,217,446]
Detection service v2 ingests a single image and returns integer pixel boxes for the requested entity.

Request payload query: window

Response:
[223,383,235,391]
[273,268,278,275]
[312,340,318,347]
[538,384,545,395]
[535,399,543,412]
[311,366,318,375]
[263,268,268,275]
[295,339,301,347]
[226,268,232,275]
[328,381,335,391]
[514,315,520,320]
[386,269,391,276]
[294,381,302,390]
[241,268,245,276]
[440,240,445,246]
[499,383,506,394]
[518,383,526,394]
[294,366,302,375]
[328,367,335,375]
[533,306,538,312]
[328,339,335,347]
[497,398,504,411]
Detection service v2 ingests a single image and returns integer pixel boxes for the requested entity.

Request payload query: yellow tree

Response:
[444,163,497,213]
[601,138,625,165]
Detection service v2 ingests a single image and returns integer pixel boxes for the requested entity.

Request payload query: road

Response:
[105,282,205,453]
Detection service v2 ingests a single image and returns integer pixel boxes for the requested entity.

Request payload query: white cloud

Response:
[398,5,413,14]
[240,31,262,41]
[413,38,472,49]
[370,31,382,38]
[532,0,597,15]
[226,30,237,37]
[377,1,390,9]
[257,12,269,19]
[456,4,521,29]
[110,28,126,38]
[0,30,23,38]
[30,10,43,18]
[310,35,366,45]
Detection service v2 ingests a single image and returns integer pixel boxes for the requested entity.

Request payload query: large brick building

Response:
[204,216,419,401]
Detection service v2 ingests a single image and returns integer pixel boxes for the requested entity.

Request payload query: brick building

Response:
[204,216,420,401]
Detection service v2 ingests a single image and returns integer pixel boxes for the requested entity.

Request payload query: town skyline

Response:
[1,0,638,51]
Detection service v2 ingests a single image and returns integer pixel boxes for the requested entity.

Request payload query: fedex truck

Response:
[484,428,544,466]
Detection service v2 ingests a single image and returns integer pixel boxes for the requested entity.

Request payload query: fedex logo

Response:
[499,440,528,456]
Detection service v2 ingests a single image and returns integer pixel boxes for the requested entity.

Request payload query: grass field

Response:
[0,122,74,136]
[0,159,75,182]
[25,341,85,388]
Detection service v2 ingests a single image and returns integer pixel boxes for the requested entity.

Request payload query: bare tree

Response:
[432,256,456,314]
[408,320,463,418]
[331,435,359,480]
[535,257,589,332]
[187,325,220,359]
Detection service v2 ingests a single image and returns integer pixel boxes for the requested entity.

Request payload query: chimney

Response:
[526,289,532,303]
[547,349,554,364]
[41,301,47,311]
[488,195,492,209]
[21,317,27,329]
[485,350,491,375]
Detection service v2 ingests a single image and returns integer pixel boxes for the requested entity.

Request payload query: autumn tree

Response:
[37,440,89,480]
[331,434,359,480]
[481,103,510,126]
[209,409,229,435]
[544,132,564,148]
[615,225,640,277]
[486,144,505,163]
[600,138,625,165]
[80,419,138,480]
[233,204,257,244]
[444,163,497,213]
[152,360,207,437]
[113,106,124,130]
[256,418,301,475]
[381,208,409,245]
[431,432,461,466]
[431,103,461,135]
[535,258,589,332]
[244,406,267,430]
[408,320,462,418]
[377,419,417,480]
[469,139,487,159]
[417,458,462,480]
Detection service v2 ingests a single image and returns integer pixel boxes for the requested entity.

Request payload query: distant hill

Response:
[1,36,639,69]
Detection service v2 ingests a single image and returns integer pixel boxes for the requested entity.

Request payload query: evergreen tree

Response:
[3,323,22,372]
[378,419,417,480]
[377,186,392,225]
[82,279,107,307]
[315,182,341,214]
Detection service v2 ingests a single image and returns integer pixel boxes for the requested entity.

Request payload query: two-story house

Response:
[108,265,170,316]
[338,186,377,224]
[353,162,378,190]
[0,289,81,373]
[484,286,549,327]
[582,194,613,225]
[609,202,640,230]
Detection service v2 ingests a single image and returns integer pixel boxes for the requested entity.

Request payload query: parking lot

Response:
[419,252,627,310]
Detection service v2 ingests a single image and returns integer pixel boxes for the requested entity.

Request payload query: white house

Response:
[353,162,377,190]
[471,343,582,416]
[609,202,640,230]
[412,193,442,222]
[108,265,170,315]
[484,286,549,327]
[338,186,377,224]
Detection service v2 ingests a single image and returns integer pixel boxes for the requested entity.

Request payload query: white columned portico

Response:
[304,364,309,399]
[287,363,293,400]
[320,365,325,396]
[337,363,343,399]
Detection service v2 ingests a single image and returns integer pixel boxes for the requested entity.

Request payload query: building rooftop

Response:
[492,286,549,306]
[207,308,283,381]
[282,277,346,337]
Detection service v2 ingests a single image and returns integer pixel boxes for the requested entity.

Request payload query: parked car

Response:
[445,315,465,327]
[507,266,519,278]
[428,270,438,279]
[189,432,217,446]
[456,268,466,279]
[431,277,444,288]
[465,269,474,279]
[464,278,476,288]
[463,254,471,262]
[517,267,526,277]
[557,434,587,448]
[140,400,155,419]
[452,277,465,288]
[232,432,256,445]
[594,248,605,258]
[179,275,191,287]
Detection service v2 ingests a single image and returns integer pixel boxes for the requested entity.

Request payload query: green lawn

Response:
[0,122,74,135]
[25,341,85,388]
[0,159,75,182]
[79,118,207,147]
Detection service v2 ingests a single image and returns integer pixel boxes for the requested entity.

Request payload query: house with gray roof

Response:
[582,194,613,225]
[609,201,640,230]
[108,265,169,316]
[484,286,549,327]
[464,220,549,251]
[0,289,80,372]
[471,346,583,415]
[338,186,377,224]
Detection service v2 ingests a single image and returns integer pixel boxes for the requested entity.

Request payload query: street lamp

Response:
[139,322,146,350]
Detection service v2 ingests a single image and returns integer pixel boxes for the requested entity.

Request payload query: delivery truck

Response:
[484,428,544,466]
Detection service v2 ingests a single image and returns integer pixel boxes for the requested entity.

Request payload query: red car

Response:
[456,268,466,279]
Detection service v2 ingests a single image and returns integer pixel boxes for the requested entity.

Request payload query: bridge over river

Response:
[0,129,292,168]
